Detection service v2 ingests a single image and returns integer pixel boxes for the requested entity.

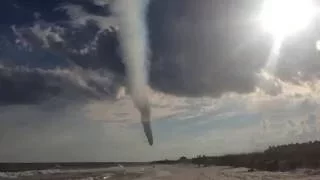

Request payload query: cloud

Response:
[92,0,111,6]
[0,96,216,162]
[147,0,274,97]
[275,29,320,83]
[0,103,153,162]
[0,64,202,126]
[7,1,320,99]
[58,4,117,29]
[9,0,273,99]
[14,0,320,100]
[0,65,119,105]
[147,0,320,98]
[3,0,320,161]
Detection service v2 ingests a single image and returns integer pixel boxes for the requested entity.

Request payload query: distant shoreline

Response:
[3,140,320,173]
[0,162,149,172]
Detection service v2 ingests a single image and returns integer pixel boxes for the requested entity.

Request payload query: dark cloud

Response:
[148,0,273,96]
[0,67,59,105]
[13,20,125,74]
[0,66,120,105]
[3,0,320,105]
[275,24,320,83]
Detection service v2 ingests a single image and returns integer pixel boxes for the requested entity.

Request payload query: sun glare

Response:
[259,0,317,40]
[259,0,318,71]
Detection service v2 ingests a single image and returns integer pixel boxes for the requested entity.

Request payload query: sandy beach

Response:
[2,164,320,180]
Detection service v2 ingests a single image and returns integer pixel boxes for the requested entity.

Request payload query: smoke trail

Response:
[112,0,153,145]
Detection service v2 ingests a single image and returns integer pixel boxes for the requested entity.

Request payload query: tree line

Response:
[190,141,320,171]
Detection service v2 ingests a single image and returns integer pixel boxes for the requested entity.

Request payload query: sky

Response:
[1,0,320,162]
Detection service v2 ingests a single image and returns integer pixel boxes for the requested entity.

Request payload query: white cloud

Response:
[2,79,320,161]
[58,4,117,29]
[12,22,65,50]
[84,89,195,123]
[92,0,111,6]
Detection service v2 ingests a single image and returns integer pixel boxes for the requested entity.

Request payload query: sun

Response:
[259,0,317,41]
[258,0,318,71]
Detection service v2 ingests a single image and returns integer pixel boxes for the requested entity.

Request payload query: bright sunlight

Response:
[259,0,318,71]
[259,0,317,41]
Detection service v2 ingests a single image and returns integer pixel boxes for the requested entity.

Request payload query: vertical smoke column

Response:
[112,0,153,145]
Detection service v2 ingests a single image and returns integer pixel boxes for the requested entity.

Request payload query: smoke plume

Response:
[112,0,153,145]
